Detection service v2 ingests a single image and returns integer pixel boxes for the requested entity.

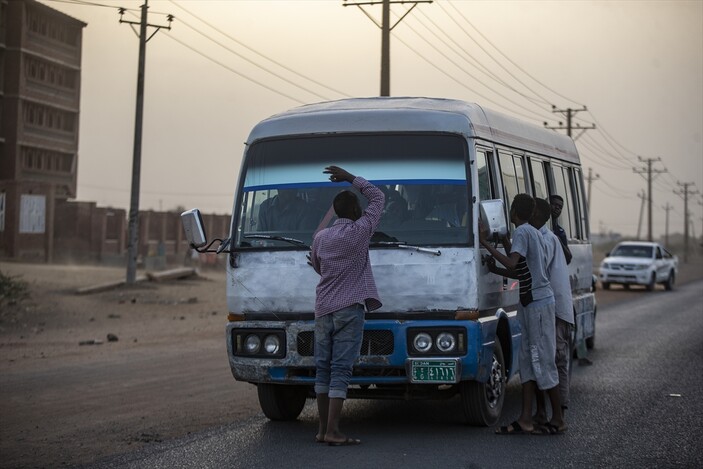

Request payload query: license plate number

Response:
[410,360,457,383]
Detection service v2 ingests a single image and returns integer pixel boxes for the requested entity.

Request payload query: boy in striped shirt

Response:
[480,193,565,435]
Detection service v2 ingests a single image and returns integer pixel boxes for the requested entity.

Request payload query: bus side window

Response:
[498,150,519,217]
[529,158,549,200]
[476,148,493,201]
[513,154,526,194]
[552,165,578,240]
[573,168,589,240]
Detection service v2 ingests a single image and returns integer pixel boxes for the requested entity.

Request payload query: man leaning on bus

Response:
[309,165,385,446]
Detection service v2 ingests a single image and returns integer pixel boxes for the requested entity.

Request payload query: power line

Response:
[171,16,336,102]
[598,176,636,199]
[442,0,584,108]
[393,18,552,122]
[44,0,130,9]
[392,34,541,122]
[164,33,307,105]
[167,0,351,99]
[413,6,551,110]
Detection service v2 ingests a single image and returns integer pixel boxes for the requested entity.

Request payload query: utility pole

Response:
[636,190,646,240]
[662,202,673,246]
[633,157,666,242]
[585,167,600,215]
[120,2,173,284]
[543,105,595,139]
[344,0,432,96]
[674,182,699,263]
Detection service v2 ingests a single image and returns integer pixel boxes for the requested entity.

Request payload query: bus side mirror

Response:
[181,208,208,249]
[479,199,508,239]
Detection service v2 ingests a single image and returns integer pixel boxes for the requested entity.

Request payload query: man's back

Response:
[511,223,553,303]
[310,177,384,316]
[540,225,573,324]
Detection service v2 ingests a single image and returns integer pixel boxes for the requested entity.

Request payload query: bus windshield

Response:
[234,134,471,249]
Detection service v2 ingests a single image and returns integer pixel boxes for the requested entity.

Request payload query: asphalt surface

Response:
[90,279,703,469]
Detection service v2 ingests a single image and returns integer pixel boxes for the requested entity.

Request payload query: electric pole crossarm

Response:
[543,105,595,139]
[345,0,431,97]
[119,8,173,41]
[391,3,431,30]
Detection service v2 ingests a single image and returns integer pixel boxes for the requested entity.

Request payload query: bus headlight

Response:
[413,333,433,353]
[264,335,280,354]
[244,334,261,354]
[436,332,456,353]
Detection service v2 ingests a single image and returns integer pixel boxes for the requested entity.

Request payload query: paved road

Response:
[92,280,703,469]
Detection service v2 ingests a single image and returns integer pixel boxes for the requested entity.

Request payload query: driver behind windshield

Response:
[257,189,315,232]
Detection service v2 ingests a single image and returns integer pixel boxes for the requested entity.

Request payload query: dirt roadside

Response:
[1,257,702,468]
[0,263,258,469]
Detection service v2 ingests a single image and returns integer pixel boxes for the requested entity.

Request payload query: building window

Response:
[22,102,76,133]
[21,147,74,174]
[25,57,77,90]
[26,6,79,47]
[19,195,46,234]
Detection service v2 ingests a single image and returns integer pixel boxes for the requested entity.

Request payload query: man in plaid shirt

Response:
[310,166,385,446]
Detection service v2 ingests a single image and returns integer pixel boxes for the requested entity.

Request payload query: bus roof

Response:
[246,97,580,164]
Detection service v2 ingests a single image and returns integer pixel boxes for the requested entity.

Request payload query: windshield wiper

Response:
[370,241,441,256]
[244,234,309,248]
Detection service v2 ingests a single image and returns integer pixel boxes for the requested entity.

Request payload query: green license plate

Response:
[410,360,457,383]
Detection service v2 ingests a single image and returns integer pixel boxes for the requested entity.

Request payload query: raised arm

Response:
[324,165,385,233]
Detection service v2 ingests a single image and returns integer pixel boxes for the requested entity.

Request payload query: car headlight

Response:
[413,333,433,353]
[635,265,648,270]
[601,262,610,269]
[244,334,261,354]
[264,335,280,354]
[436,332,456,353]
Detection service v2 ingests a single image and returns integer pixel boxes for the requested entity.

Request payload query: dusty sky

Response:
[39,0,703,239]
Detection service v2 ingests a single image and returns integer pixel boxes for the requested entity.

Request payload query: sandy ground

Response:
[0,263,258,469]
[1,255,702,468]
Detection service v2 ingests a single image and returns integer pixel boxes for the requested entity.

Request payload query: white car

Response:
[599,241,678,291]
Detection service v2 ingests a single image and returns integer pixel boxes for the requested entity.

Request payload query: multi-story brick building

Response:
[0,1,229,267]
[0,0,85,261]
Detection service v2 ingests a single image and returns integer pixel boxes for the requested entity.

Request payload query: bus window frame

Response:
[572,167,590,240]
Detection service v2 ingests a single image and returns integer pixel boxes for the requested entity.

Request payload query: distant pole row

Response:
[633,157,666,242]
[674,182,699,263]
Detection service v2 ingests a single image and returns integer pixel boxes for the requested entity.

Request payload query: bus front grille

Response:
[297,330,394,356]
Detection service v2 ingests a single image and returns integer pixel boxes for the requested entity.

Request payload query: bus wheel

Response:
[257,384,308,421]
[460,337,505,426]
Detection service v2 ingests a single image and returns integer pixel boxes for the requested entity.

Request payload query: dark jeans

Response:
[314,304,364,399]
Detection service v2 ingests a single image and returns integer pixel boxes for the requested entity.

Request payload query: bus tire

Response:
[257,384,308,421]
[460,337,505,426]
